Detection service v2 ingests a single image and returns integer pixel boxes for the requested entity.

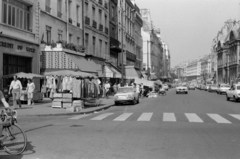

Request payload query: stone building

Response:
[0,0,40,87]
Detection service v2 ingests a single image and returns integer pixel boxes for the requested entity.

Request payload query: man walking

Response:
[9,75,22,108]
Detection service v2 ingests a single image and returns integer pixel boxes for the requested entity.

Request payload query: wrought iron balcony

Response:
[85,16,90,25]
[92,20,97,29]
[99,24,103,31]
[45,6,51,13]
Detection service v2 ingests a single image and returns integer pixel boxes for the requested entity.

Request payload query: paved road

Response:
[2,89,240,159]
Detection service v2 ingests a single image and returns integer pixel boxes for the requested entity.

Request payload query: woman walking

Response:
[27,79,35,105]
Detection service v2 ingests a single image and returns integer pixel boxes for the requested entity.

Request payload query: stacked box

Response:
[72,100,84,111]
[52,93,62,108]
[62,93,73,108]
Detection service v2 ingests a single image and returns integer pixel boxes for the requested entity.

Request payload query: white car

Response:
[114,87,139,105]
[163,84,169,91]
[226,84,240,102]
[176,84,188,94]
[217,84,230,94]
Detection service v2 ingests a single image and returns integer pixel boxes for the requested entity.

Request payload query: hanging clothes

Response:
[62,76,68,91]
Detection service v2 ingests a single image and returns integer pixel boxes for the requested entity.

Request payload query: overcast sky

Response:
[135,0,240,67]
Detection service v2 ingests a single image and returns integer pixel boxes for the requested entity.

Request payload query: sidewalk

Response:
[0,97,114,117]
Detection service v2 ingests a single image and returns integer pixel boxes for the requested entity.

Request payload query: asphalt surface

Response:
[1,89,240,159]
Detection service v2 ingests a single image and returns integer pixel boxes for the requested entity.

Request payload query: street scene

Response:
[1,0,240,158]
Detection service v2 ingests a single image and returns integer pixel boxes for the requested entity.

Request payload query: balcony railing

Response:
[85,16,90,25]
[105,27,108,35]
[45,6,51,13]
[229,60,238,66]
[99,24,103,31]
[92,20,97,29]
[57,11,62,18]
[99,0,103,5]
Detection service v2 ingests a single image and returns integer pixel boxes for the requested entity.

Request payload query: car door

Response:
[229,86,235,98]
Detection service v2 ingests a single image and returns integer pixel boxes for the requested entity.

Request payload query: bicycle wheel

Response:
[2,124,27,155]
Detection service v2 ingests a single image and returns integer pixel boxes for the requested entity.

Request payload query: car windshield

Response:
[117,87,134,93]
[221,84,230,88]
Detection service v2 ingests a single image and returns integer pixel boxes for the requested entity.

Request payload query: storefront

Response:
[0,36,39,89]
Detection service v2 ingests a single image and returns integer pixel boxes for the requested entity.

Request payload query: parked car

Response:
[217,84,231,94]
[226,84,240,102]
[188,85,195,90]
[208,84,218,92]
[176,84,188,94]
[204,84,211,91]
[163,84,169,91]
[114,87,139,105]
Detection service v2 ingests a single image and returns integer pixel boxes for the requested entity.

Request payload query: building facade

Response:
[0,0,40,88]
[186,58,201,81]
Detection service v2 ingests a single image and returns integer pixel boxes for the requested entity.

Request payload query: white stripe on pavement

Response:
[163,113,176,122]
[185,113,203,123]
[90,113,114,120]
[68,114,91,120]
[137,113,153,121]
[229,114,240,120]
[207,114,231,124]
[113,113,133,121]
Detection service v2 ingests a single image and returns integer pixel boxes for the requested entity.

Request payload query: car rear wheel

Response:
[176,92,178,94]
[115,102,118,106]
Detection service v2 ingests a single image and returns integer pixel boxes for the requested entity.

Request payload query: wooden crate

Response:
[53,93,62,98]
[62,98,72,103]
[52,101,62,108]
[53,98,62,102]
[62,93,72,98]
[62,102,72,108]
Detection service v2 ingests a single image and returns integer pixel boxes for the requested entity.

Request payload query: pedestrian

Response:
[26,79,35,105]
[104,81,110,99]
[9,75,22,108]
[0,90,10,141]
[113,83,117,94]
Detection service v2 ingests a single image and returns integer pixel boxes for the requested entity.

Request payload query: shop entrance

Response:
[3,54,32,87]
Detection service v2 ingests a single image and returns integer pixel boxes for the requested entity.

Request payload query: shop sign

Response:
[0,41,13,49]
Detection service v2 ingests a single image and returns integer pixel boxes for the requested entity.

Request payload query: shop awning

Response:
[66,54,98,73]
[43,70,97,78]
[3,72,44,79]
[125,66,141,79]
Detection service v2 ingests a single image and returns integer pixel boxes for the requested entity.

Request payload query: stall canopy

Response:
[134,78,154,88]
[3,72,44,79]
[43,70,97,78]
[104,64,121,78]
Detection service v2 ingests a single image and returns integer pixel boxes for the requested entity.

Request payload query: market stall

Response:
[2,72,44,102]
[43,70,101,111]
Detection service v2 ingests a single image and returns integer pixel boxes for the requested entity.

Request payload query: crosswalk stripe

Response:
[185,113,203,123]
[69,114,91,120]
[90,113,114,120]
[229,114,240,120]
[207,114,231,124]
[113,113,133,121]
[163,113,176,122]
[137,113,153,121]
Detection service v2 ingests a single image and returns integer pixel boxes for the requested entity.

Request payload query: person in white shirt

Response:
[104,81,111,98]
[26,79,35,105]
[8,75,22,108]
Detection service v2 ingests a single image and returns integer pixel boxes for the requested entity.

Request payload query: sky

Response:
[135,0,240,67]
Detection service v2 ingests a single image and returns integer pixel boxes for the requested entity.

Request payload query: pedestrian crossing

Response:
[68,112,240,124]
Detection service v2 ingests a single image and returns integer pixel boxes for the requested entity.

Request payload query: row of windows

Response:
[2,0,31,31]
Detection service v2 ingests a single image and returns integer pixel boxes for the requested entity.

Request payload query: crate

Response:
[62,93,72,98]
[53,98,62,102]
[72,100,83,106]
[62,98,72,103]
[62,102,72,108]
[52,101,62,108]
[53,93,62,98]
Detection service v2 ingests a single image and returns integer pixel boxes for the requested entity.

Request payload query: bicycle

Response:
[0,108,27,155]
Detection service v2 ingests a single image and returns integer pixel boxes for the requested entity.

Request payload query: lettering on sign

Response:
[0,41,14,49]
[17,45,23,50]
[26,47,35,53]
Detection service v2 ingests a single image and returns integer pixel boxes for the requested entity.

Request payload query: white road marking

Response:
[185,113,203,123]
[163,113,176,122]
[90,113,114,120]
[68,114,91,120]
[207,114,231,124]
[229,114,240,120]
[113,113,133,121]
[137,113,153,121]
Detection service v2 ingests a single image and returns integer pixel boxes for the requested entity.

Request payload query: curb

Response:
[25,104,114,117]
